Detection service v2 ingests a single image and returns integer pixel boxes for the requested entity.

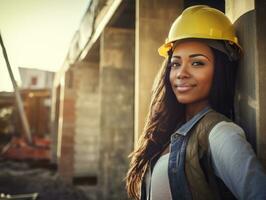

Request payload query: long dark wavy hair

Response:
[126,47,238,199]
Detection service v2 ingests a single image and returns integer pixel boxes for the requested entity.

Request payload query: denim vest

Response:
[141,107,212,200]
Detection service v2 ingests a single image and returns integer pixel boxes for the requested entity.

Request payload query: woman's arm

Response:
[209,121,266,200]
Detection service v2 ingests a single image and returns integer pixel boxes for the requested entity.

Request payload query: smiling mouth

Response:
[175,84,196,92]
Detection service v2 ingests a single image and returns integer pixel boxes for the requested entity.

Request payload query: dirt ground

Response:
[0,159,89,200]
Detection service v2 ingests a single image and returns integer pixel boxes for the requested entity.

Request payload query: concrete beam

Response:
[54,0,122,88]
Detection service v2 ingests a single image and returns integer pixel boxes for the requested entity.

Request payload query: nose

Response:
[176,64,190,79]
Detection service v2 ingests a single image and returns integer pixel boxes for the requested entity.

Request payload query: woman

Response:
[126,5,266,200]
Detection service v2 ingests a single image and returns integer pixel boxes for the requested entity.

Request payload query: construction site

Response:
[0,0,266,199]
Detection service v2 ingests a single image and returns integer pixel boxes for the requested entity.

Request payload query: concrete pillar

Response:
[225,1,257,148]
[50,85,61,163]
[73,61,100,200]
[226,0,266,166]
[73,62,100,178]
[58,68,76,183]
[99,27,134,200]
[135,0,184,143]
[255,0,266,167]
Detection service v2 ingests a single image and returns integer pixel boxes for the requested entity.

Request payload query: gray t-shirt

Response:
[150,153,171,200]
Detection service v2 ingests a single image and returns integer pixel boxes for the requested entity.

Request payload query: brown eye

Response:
[192,61,204,67]
[169,62,180,69]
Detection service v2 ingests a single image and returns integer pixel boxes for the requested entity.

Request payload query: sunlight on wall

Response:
[225,0,254,22]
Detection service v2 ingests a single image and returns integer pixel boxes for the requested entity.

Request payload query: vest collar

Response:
[172,106,212,138]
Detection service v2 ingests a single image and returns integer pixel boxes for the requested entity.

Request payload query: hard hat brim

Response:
[158,37,242,58]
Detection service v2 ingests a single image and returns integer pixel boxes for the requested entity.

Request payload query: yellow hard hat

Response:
[158,5,242,57]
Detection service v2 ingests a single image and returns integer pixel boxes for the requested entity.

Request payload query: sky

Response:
[0,0,90,91]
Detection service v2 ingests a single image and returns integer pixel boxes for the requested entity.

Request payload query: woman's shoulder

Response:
[198,110,230,131]
[208,120,266,200]
[194,110,247,152]
[209,120,246,141]
[203,110,230,123]
[208,120,249,164]
[201,110,245,137]
[196,111,233,139]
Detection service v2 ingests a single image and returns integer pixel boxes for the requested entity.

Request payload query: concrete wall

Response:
[58,62,101,187]
[135,0,184,143]
[99,27,134,200]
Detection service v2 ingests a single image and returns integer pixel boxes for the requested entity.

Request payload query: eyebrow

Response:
[172,54,211,61]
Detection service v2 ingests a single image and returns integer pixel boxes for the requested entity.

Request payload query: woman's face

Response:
[169,40,214,106]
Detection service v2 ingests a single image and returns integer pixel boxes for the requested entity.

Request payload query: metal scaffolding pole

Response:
[0,32,32,144]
